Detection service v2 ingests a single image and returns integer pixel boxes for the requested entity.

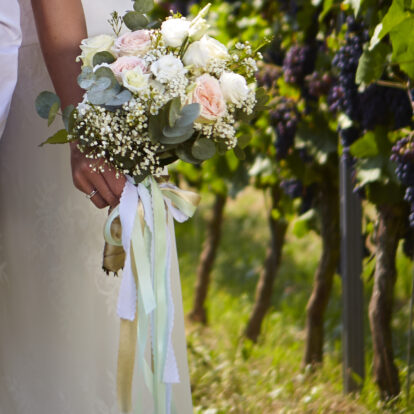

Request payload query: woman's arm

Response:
[31,0,125,208]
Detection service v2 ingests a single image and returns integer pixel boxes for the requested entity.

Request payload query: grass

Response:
[174,187,414,414]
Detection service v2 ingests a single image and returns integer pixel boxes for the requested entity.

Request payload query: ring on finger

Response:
[86,189,98,199]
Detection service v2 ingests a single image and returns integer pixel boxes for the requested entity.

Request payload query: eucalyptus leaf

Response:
[123,11,149,30]
[35,91,61,119]
[175,103,201,128]
[159,128,195,144]
[168,97,182,127]
[176,147,201,164]
[87,87,118,105]
[92,51,116,67]
[77,67,95,89]
[48,101,60,126]
[63,105,75,131]
[94,76,112,91]
[191,137,216,160]
[106,89,132,107]
[39,129,69,147]
[133,0,154,13]
[163,124,194,138]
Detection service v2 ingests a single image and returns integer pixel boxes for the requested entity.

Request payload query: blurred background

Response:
[156,1,414,412]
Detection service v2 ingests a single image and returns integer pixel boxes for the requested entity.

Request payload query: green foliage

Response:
[35,91,60,120]
[39,129,71,147]
[92,51,116,67]
[123,11,149,31]
[133,0,154,14]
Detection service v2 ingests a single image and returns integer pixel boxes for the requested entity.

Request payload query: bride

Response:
[0,0,193,412]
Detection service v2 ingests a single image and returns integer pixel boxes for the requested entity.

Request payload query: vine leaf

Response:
[356,43,390,86]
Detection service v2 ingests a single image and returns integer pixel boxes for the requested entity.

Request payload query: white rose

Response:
[161,18,190,48]
[183,35,229,68]
[219,72,249,104]
[122,67,150,94]
[151,55,186,83]
[77,34,115,67]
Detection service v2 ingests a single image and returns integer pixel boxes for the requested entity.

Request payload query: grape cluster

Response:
[391,136,414,225]
[359,85,412,130]
[330,17,368,121]
[281,179,315,213]
[305,72,333,98]
[283,45,314,85]
[269,97,300,159]
[256,63,282,90]
[281,179,303,199]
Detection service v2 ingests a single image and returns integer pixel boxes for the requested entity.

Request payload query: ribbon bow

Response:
[104,176,200,413]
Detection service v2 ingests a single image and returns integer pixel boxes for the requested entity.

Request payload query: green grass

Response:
[175,188,414,414]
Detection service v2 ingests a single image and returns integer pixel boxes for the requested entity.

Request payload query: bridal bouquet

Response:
[35,1,267,413]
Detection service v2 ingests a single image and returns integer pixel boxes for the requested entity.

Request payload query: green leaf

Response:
[168,97,182,127]
[233,146,246,160]
[48,101,60,126]
[133,0,154,13]
[347,0,362,16]
[106,89,132,107]
[356,43,390,86]
[39,129,69,147]
[175,103,201,128]
[160,127,194,144]
[77,66,95,89]
[369,0,410,50]
[319,0,334,22]
[191,138,216,160]
[350,131,379,158]
[389,17,414,78]
[35,91,61,119]
[176,146,201,164]
[292,209,317,238]
[63,105,75,131]
[237,134,251,149]
[123,11,149,31]
[92,51,116,67]
[356,157,385,187]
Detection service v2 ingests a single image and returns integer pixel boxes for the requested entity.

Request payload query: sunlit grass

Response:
[175,187,414,413]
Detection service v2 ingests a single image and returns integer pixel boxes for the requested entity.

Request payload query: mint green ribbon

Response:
[104,177,200,414]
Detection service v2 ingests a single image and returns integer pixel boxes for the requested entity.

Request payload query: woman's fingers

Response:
[101,165,126,200]
[70,144,126,209]
[72,167,108,209]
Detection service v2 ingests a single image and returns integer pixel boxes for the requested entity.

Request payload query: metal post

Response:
[340,157,365,392]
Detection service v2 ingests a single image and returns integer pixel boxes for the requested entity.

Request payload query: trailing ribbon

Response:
[104,176,200,413]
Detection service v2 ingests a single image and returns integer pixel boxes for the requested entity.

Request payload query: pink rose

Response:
[189,74,226,122]
[113,30,151,56]
[110,56,148,80]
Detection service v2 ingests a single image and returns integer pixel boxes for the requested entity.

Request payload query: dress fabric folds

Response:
[0,1,193,413]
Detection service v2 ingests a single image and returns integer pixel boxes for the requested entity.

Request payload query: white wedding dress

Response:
[0,1,193,413]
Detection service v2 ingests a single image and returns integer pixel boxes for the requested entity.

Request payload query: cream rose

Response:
[151,55,186,83]
[219,72,249,104]
[112,30,151,56]
[183,35,229,68]
[77,34,115,67]
[110,56,148,81]
[189,74,226,122]
[122,67,150,93]
[161,18,190,48]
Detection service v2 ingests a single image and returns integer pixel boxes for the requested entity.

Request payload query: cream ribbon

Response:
[104,176,200,413]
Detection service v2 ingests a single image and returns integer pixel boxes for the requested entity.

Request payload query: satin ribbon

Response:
[104,176,200,413]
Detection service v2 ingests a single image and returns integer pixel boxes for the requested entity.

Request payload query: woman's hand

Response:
[70,142,126,208]
[32,0,126,209]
